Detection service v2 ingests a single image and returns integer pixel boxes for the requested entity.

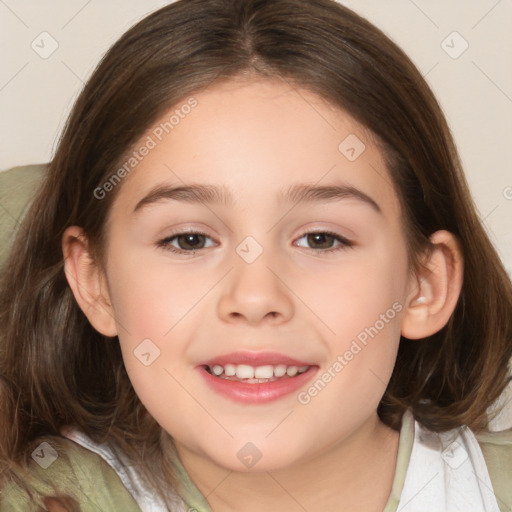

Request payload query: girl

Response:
[1,0,511,511]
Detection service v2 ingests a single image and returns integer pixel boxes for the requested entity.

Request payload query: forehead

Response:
[111,77,401,218]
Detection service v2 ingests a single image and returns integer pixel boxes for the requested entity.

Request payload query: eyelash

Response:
[156,229,354,255]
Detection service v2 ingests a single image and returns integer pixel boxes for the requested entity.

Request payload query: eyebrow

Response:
[133,182,381,214]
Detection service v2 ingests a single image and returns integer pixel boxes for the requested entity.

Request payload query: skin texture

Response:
[63,78,463,511]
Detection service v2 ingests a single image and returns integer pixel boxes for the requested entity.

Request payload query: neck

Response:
[175,414,400,512]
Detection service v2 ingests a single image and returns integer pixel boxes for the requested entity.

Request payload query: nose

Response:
[217,249,294,326]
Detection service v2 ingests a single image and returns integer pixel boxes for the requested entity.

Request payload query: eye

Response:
[295,231,353,253]
[156,229,353,255]
[157,230,216,254]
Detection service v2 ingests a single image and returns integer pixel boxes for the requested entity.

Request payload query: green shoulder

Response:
[1,436,142,512]
[476,429,512,512]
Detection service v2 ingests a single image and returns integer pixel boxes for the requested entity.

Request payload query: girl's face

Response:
[102,78,412,471]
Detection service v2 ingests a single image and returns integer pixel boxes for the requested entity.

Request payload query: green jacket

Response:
[2,422,512,512]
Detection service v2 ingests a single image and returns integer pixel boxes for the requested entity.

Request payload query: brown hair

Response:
[1,0,511,508]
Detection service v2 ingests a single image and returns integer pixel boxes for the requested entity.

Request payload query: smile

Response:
[205,363,310,382]
[198,352,318,404]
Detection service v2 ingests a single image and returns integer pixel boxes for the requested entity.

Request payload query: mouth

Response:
[204,363,311,383]
[197,352,318,404]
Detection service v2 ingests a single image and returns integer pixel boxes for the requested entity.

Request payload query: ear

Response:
[62,226,118,337]
[401,230,464,339]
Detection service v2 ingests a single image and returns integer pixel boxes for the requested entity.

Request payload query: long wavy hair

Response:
[1,0,511,508]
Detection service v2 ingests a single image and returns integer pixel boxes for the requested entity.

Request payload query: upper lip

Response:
[199,351,316,368]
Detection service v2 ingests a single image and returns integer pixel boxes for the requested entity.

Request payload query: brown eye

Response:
[175,233,207,250]
[306,233,336,249]
[295,231,353,252]
[157,231,216,254]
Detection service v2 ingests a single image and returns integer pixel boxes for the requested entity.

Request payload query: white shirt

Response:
[64,411,502,512]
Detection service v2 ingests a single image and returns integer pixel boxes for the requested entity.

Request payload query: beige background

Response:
[0,0,511,428]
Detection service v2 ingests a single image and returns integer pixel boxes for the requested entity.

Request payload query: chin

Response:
[199,437,309,473]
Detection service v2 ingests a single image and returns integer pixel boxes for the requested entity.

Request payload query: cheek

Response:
[299,243,406,403]
[105,248,213,340]
[105,253,207,436]
[297,244,407,348]
[293,268,404,448]
[104,248,211,398]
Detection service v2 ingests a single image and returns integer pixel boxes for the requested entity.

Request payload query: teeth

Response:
[286,366,298,377]
[236,364,254,379]
[254,365,274,379]
[274,364,287,377]
[212,365,223,376]
[224,364,236,376]
[207,363,310,380]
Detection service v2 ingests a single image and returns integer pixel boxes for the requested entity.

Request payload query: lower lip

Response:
[198,366,318,404]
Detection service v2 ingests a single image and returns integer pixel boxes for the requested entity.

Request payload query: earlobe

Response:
[401,230,464,340]
[62,226,118,337]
